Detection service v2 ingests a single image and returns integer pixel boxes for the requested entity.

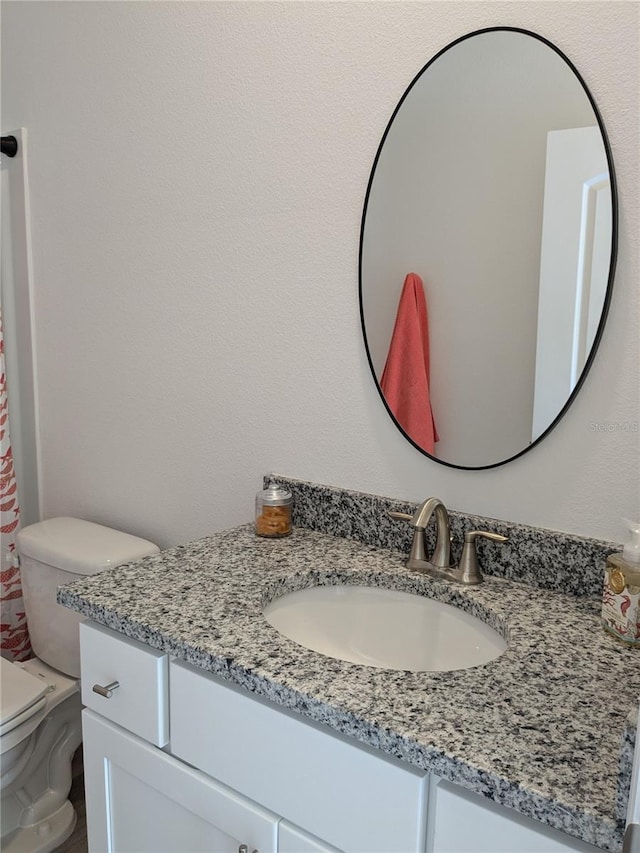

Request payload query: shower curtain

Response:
[1,308,31,660]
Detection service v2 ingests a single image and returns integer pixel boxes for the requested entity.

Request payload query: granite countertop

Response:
[58,523,640,852]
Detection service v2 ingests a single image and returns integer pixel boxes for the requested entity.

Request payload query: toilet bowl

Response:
[0,517,159,852]
[1,658,81,853]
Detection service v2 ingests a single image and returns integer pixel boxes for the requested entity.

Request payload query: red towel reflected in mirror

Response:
[380,273,439,454]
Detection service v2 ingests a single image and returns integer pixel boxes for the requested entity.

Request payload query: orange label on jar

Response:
[256,505,292,537]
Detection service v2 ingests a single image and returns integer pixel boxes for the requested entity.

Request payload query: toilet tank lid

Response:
[17,517,160,576]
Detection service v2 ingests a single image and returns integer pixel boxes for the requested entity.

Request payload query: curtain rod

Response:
[1,136,18,157]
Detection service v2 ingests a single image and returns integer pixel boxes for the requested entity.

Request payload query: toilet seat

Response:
[0,658,78,754]
[0,658,49,744]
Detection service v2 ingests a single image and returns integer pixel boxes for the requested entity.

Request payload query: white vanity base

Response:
[80,621,606,853]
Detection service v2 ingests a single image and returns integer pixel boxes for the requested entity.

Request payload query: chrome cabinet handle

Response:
[92,680,120,698]
[238,846,258,853]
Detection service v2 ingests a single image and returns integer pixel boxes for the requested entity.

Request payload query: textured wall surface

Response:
[1,1,638,547]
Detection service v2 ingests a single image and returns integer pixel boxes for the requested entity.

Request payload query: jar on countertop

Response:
[255,482,293,538]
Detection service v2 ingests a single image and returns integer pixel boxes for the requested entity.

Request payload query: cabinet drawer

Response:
[170,660,428,853]
[80,621,168,746]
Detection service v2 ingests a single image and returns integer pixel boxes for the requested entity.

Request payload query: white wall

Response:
[1,0,638,547]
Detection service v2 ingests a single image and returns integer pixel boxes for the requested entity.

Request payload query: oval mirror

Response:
[360,28,617,470]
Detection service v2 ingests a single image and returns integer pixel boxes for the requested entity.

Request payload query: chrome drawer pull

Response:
[92,680,120,698]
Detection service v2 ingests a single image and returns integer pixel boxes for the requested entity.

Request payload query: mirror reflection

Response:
[360,28,616,469]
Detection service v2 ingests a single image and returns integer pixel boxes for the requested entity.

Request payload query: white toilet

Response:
[0,517,159,853]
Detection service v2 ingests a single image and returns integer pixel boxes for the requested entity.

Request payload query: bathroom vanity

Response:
[59,479,639,853]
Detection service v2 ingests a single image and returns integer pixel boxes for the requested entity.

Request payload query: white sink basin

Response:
[264,585,506,672]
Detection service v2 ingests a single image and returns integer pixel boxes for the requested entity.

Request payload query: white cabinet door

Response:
[170,660,429,853]
[82,710,279,853]
[428,778,605,853]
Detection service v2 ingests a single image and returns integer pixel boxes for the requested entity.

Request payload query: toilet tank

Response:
[17,517,159,678]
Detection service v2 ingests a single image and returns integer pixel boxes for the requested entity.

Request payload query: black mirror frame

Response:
[358,26,618,471]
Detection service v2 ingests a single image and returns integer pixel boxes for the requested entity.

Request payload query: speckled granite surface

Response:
[270,475,620,598]
[59,522,639,852]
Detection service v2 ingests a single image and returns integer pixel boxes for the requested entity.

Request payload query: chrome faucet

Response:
[389,498,507,585]
[390,497,452,571]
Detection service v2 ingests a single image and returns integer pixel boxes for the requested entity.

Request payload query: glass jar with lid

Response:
[255,482,293,538]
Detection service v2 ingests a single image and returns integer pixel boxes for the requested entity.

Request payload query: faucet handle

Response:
[388,511,413,523]
[457,530,508,585]
[466,530,508,544]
